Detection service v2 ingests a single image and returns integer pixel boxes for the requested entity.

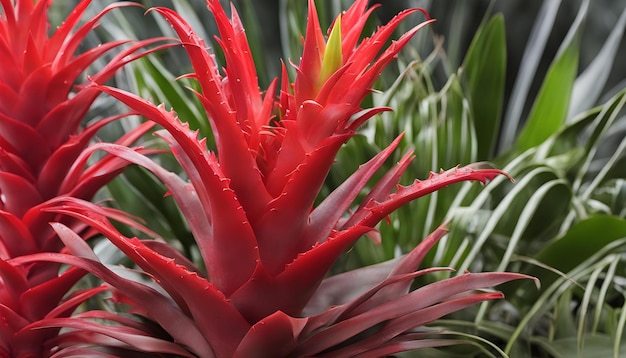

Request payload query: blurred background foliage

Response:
[50,0,626,356]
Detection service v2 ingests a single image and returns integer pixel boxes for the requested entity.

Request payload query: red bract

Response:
[37,0,535,356]
[0,0,169,259]
[0,0,168,355]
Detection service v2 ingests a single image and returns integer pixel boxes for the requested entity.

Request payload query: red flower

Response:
[0,0,168,354]
[29,0,535,356]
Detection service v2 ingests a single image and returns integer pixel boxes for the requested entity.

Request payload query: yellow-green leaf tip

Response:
[319,15,343,86]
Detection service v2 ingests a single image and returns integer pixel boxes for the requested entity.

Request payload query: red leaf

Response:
[0,211,38,257]
[10,252,215,357]
[0,110,48,170]
[294,0,326,104]
[304,134,405,249]
[229,226,372,322]
[296,273,531,356]
[0,172,43,217]
[357,166,510,229]
[36,114,120,199]
[25,318,195,357]
[234,311,307,358]
[255,134,349,275]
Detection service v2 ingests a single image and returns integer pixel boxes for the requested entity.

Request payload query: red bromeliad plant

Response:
[0,0,170,355]
[13,0,535,356]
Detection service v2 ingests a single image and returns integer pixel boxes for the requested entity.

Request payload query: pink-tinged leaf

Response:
[296,272,532,356]
[309,227,450,322]
[48,348,120,358]
[50,222,99,260]
[389,225,449,277]
[338,292,506,357]
[351,336,464,358]
[304,267,453,335]
[304,134,405,249]
[44,211,251,357]
[60,147,159,202]
[0,172,43,217]
[303,258,401,317]
[113,241,250,356]
[67,139,211,249]
[363,225,451,305]
[41,197,160,240]
[0,211,38,257]
[74,309,164,335]
[25,318,195,357]
[10,252,215,357]
[233,311,308,358]
[112,119,155,148]
[151,127,208,207]
[69,150,162,202]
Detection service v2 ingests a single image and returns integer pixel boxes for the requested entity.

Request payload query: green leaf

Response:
[462,14,506,160]
[513,0,588,153]
[544,335,626,358]
[499,0,562,151]
[568,5,626,119]
[534,215,626,275]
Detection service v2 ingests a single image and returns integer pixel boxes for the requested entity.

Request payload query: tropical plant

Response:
[347,0,626,356]
[0,0,168,354]
[4,0,537,355]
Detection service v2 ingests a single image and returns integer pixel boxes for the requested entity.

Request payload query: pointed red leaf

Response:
[304,134,405,249]
[0,211,38,257]
[255,134,349,274]
[10,252,214,357]
[234,311,308,358]
[24,318,195,357]
[357,166,509,229]
[0,172,43,217]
